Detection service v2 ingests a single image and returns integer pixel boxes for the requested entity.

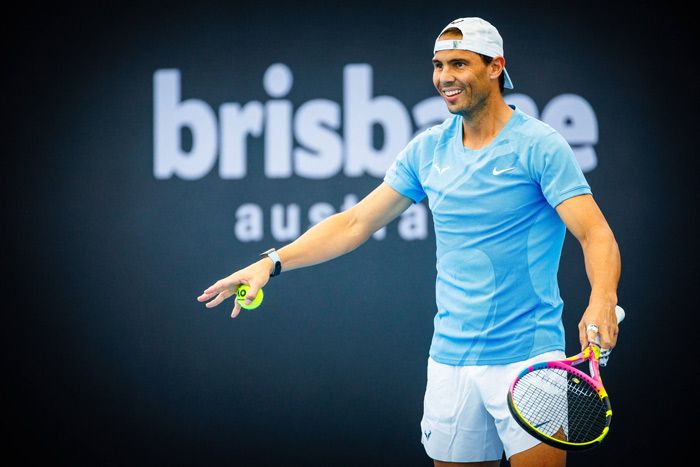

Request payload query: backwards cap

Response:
[434,17,514,89]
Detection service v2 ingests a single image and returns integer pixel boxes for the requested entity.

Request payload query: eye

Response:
[433,62,443,70]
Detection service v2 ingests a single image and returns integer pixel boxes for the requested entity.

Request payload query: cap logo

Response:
[452,40,460,48]
[450,19,464,24]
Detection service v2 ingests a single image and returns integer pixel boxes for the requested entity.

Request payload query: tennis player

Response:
[198,17,621,467]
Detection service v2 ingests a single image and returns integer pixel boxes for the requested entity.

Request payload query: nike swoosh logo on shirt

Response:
[492,167,516,175]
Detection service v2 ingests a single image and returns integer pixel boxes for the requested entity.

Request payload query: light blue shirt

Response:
[384,107,591,365]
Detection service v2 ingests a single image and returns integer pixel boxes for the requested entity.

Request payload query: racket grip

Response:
[587,306,625,339]
[595,305,625,366]
[615,305,625,324]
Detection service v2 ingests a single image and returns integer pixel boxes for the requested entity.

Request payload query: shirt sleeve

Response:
[383,134,428,203]
[530,130,592,207]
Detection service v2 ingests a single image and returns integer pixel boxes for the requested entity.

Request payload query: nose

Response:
[438,66,455,86]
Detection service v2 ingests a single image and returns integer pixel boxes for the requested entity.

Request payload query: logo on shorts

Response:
[423,429,432,440]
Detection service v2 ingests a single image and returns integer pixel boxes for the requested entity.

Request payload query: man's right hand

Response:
[197,258,273,318]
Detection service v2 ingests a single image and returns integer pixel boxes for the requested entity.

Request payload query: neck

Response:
[460,95,513,150]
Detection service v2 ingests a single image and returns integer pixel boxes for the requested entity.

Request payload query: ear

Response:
[489,56,506,81]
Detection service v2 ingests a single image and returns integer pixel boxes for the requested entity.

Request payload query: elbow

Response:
[581,223,618,253]
[341,208,373,245]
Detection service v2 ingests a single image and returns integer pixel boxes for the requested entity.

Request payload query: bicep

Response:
[348,182,414,234]
[555,194,611,243]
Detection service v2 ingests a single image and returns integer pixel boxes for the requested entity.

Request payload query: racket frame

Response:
[507,344,613,450]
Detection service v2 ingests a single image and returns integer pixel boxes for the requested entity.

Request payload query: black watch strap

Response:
[260,248,282,277]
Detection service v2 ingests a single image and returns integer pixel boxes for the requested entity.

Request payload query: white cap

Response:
[434,17,514,89]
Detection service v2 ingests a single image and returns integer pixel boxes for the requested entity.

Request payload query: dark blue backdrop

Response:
[7,2,696,465]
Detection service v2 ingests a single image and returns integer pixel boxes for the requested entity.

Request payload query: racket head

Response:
[507,358,612,450]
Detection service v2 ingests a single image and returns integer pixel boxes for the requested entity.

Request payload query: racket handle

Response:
[615,305,625,324]
[587,305,625,337]
[591,305,625,366]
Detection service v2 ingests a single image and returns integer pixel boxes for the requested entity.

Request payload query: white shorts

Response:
[420,350,566,462]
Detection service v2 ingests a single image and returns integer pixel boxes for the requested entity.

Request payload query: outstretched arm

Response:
[197,182,413,317]
[556,194,621,350]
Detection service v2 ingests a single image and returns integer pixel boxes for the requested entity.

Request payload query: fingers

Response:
[197,282,221,303]
[596,324,618,366]
[579,320,618,351]
[598,322,619,350]
[243,283,262,306]
[578,322,589,350]
[197,290,219,303]
[200,279,231,298]
[198,260,271,315]
[586,323,600,346]
[206,289,234,308]
[578,303,621,351]
[231,301,242,319]
[197,279,239,308]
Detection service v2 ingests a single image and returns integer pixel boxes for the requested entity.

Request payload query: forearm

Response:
[580,225,621,306]
[199,184,409,316]
[554,194,621,348]
[200,209,371,316]
[276,209,372,272]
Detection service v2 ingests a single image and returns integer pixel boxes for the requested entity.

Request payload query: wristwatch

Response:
[260,248,282,277]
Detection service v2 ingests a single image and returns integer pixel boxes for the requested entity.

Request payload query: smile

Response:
[443,88,463,97]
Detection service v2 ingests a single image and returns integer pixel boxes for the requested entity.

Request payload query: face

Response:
[432,45,498,118]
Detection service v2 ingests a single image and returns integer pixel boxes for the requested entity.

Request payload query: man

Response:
[197,17,621,467]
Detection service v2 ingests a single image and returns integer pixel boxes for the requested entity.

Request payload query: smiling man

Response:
[198,17,621,467]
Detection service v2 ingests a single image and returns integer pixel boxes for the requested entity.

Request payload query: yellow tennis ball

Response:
[236,284,263,310]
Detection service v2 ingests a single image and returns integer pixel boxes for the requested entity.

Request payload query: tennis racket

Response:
[507,305,625,450]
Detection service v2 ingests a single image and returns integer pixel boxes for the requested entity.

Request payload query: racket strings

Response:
[512,368,608,444]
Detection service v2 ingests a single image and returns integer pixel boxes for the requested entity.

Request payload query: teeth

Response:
[444,89,462,97]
